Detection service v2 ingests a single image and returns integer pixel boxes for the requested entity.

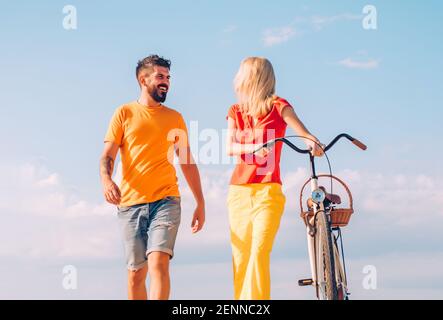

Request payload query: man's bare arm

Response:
[175,146,205,233]
[100,155,115,180]
[100,142,121,205]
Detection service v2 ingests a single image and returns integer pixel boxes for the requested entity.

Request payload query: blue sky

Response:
[0,0,442,299]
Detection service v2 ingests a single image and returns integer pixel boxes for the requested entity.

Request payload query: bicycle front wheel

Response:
[315,211,338,300]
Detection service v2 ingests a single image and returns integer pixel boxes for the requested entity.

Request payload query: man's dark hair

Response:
[136,55,171,79]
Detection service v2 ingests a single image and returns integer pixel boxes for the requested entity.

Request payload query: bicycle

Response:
[255,133,367,300]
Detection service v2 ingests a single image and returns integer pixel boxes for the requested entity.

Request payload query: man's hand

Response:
[102,178,121,205]
[191,202,205,233]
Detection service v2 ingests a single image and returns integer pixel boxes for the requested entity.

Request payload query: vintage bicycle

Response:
[255,133,367,300]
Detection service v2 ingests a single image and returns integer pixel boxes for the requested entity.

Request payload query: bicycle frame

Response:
[304,153,333,298]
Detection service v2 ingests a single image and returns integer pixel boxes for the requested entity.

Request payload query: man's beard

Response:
[148,85,168,103]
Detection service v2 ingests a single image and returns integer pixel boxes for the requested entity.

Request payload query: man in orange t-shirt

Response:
[99,55,205,300]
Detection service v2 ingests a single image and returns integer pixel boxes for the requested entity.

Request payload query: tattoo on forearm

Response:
[100,156,114,178]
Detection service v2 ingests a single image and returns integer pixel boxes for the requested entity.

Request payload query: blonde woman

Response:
[226,57,324,300]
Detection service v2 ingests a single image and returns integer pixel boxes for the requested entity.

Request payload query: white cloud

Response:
[310,13,361,30]
[347,252,443,299]
[278,167,443,264]
[172,252,443,299]
[36,173,59,187]
[339,58,380,70]
[282,167,309,192]
[0,163,119,260]
[1,161,443,298]
[263,26,297,47]
[261,13,362,46]
[4,253,441,299]
[222,25,237,33]
[2,162,443,259]
[175,168,232,248]
[0,163,115,219]
[3,161,443,255]
[284,168,443,227]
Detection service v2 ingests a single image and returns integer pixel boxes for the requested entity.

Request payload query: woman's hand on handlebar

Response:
[306,136,325,157]
[253,143,272,157]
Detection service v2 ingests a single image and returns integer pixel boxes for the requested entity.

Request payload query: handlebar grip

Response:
[352,138,367,150]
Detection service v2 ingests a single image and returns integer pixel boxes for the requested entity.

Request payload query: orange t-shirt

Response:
[226,97,292,185]
[104,101,189,207]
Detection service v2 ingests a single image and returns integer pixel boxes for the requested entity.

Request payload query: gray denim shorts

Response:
[117,196,181,271]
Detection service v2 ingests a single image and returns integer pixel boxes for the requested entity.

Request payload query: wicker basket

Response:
[299,174,354,228]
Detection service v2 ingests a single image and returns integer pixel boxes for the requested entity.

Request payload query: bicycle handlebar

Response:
[256,133,367,154]
[323,133,367,152]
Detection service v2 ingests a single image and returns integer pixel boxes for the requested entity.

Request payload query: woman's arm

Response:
[226,117,269,156]
[281,106,324,156]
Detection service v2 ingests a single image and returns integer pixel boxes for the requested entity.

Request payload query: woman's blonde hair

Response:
[234,57,276,118]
